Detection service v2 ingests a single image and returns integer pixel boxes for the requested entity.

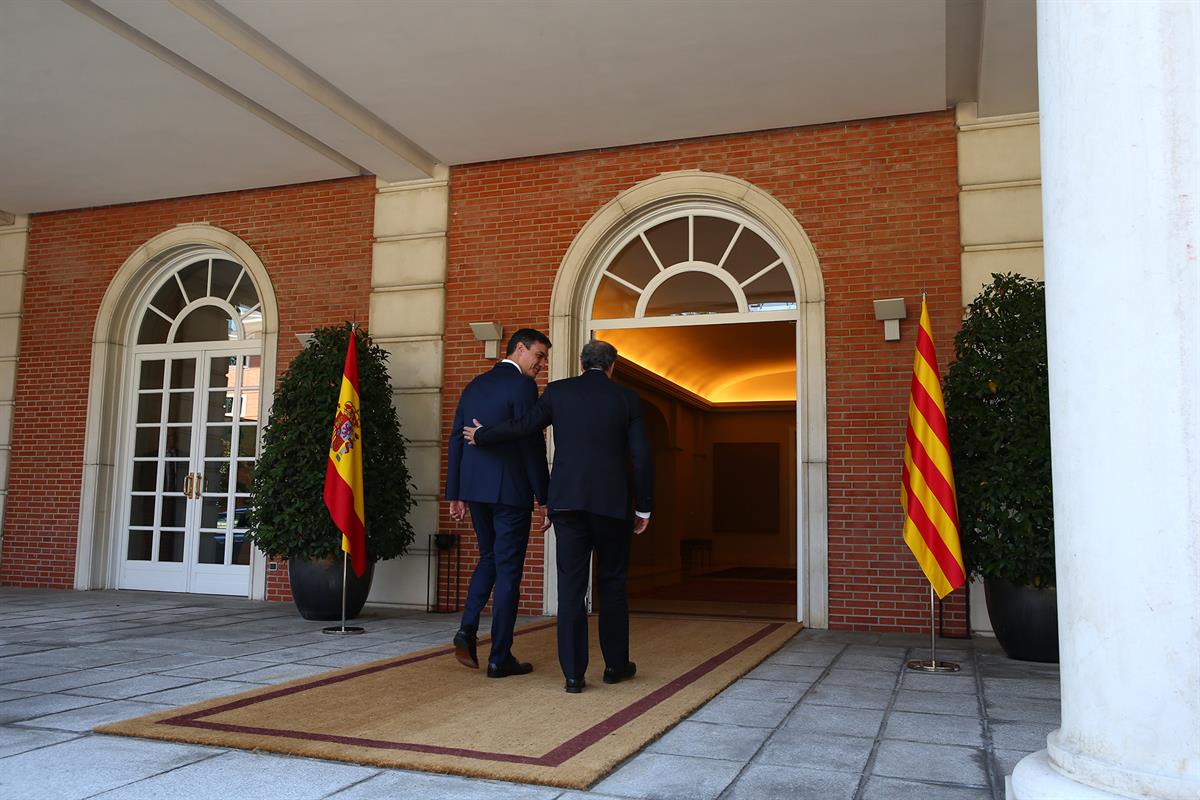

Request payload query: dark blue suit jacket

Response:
[446,362,549,508]
[476,369,653,520]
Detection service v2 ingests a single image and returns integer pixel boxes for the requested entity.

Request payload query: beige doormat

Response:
[97,615,800,788]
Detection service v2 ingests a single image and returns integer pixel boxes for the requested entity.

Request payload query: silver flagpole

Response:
[906,585,959,672]
[323,549,364,635]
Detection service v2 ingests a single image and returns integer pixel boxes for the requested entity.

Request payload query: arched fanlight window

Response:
[591,212,797,320]
[136,257,262,344]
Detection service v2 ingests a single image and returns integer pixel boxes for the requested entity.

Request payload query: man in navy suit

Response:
[465,339,653,693]
[446,328,551,678]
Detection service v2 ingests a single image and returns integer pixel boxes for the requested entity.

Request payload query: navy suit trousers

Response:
[462,502,531,667]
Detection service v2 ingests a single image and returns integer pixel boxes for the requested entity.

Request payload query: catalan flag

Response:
[900,297,965,598]
[323,333,366,576]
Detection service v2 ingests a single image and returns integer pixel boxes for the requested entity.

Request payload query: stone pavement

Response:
[0,589,1059,799]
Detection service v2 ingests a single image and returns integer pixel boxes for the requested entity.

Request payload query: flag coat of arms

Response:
[323,334,367,576]
[900,298,965,598]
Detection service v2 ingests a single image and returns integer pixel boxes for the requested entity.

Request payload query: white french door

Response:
[119,346,261,595]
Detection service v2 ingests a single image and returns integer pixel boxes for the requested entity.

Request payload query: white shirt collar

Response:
[501,359,522,372]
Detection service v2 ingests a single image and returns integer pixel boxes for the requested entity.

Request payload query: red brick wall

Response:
[0,176,376,596]
[442,112,967,634]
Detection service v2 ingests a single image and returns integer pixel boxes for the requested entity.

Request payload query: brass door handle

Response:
[183,473,194,499]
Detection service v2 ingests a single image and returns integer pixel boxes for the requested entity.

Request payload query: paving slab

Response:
[4,666,148,693]
[883,710,986,747]
[803,684,893,710]
[784,704,886,738]
[16,698,176,732]
[645,720,771,761]
[0,733,216,800]
[0,725,79,758]
[820,667,898,689]
[687,696,795,728]
[861,775,993,799]
[892,689,983,717]
[983,695,1061,724]
[901,671,980,694]
[717,677,807,704]
[593,752,743,800]
[871,739,990,788]
[763,648,839,668]
[744,663,824,683]
[0,693,106,724]
[756,727,874,772]
[64,673,200,700]
[0,662,87,685]
[86,749,376,799]
[323,768,561,800]
[989,720,1056,751]
[722,763,859,800]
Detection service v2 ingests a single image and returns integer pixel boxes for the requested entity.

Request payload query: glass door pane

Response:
[122,354,202,590]
[197,354,259,568]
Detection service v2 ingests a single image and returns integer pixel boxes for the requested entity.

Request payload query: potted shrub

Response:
[944,273,1057,662]
[247,323,416,620]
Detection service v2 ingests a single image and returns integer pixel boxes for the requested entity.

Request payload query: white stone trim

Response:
[369,169,448,609]
[369,283,446,294]
[548,170,828,627]
[956,100,1045,310]
[375,232,448,244]
[0,215,28,551]
[74,224,278,599]
[963,241,1044,252]
[956,100,1040,130]
[959,179,1042,192]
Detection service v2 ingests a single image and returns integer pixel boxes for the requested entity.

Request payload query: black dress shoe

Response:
[602,661,637,684]
[486,656,533,678]
[452,628,478,669]
[564,677,586,694]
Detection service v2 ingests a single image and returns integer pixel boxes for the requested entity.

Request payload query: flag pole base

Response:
[322,625,365,635]
[906,658,960,673]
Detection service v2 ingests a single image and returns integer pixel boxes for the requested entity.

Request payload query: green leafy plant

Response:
[247,323,415,563]
[944,273,1054,587]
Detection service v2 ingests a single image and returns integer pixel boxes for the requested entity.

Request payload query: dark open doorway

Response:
[600,322,798,619]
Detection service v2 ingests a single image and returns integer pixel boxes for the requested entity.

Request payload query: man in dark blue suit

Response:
[446,328,551,678]
[465,339,653,693]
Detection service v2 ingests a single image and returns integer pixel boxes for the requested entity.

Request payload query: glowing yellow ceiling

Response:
[599,322,796,404]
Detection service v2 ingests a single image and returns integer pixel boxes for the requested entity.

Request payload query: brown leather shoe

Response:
[453,628,478,669]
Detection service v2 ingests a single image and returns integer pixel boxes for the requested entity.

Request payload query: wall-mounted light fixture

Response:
[873,298,907,341]
[469,322,505,359]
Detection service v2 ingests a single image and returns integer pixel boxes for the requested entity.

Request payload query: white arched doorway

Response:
[75,225,278,598]
[549,171,829,627]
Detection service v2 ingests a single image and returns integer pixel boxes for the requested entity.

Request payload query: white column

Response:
[1011,2,1200,799]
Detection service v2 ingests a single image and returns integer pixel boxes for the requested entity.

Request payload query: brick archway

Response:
[75,224,279,597]
[547,171,829,627]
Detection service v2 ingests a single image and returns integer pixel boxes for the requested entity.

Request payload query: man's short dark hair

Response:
[581,340,618,371]
[505,328,552,356]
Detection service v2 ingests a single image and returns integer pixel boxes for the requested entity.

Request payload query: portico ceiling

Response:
[0,0,1036,215]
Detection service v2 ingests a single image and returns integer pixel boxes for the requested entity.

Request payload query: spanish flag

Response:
[323,333,366,576]
[900,297,965,598]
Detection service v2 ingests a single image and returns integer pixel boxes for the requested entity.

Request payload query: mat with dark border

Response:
[96,615,800,788]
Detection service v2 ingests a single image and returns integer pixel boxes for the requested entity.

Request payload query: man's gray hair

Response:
[581,339,618,371]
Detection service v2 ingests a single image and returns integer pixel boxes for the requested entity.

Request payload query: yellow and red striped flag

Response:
[323,333,366,576]
[900,297,965,598]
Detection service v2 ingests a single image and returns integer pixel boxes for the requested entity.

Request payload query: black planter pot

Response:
[983,577,1059,663]
[288,557,375,621]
